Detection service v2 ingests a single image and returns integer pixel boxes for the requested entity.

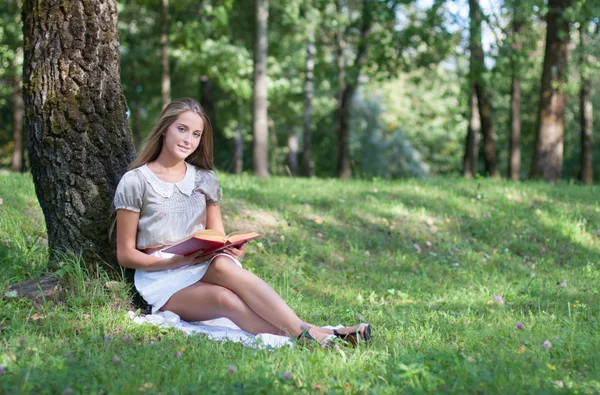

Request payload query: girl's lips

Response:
[178,145,190,151]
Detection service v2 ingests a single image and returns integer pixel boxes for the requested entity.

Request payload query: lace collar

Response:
[139,162,196,198]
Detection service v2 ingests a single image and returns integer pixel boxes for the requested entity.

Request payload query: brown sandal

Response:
[332,323,372,345]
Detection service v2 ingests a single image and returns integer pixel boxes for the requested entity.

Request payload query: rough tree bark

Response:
[160,0,170,108]
[252,0,269,177]
[579,22,593,185]
[530,0,572,181]
[301,21,315,178]
[463,83,480,178]
[508,15,522,181]
[469,0,498,178]
[11,45,24,172]
[336,0,371,179]
[22,0,135,271]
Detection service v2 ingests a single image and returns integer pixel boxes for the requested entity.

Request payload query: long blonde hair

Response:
[129,98,214,170]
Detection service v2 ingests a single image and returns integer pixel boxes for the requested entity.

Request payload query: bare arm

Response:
[205,204,226,233]
[205,203,247,260]
[115,210,205,271]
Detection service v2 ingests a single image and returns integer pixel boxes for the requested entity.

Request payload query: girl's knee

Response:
[210,255,241,277]
[213,287,243,311]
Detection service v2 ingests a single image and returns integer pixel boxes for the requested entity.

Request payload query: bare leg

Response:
[161,281,285,336]
[200,256,340,341]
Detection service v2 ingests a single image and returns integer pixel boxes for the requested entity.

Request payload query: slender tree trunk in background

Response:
[579,23,593,185]
[232,128,243,175]
[160,0,171,108]
[11,46,24,172]
[463,83,480,178]
[508,17,522,181]
[252,0,269,177]
[334,2,347,178]
[336,0,371,179]
[200,76,220,140]
[301,22,315,177]
[286,129,298,177]
[530,0,572,181]
[22,0,135,270]
[469,0,498,178]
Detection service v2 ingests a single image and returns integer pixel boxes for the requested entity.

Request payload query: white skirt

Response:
[134,251,242,313]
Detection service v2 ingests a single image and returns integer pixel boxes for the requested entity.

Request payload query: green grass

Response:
[1,172,599,393]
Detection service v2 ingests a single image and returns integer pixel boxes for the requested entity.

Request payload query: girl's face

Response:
[162,111,204,161]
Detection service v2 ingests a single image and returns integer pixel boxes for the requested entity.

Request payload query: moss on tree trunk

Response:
[22,0,135,272]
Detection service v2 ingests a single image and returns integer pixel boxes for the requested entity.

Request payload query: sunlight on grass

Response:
[0,173,599,393]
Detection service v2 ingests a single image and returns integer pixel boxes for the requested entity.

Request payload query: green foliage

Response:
[2,173,600,392]
[0,1,22,166]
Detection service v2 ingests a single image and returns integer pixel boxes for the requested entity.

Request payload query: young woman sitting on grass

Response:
[114,98,371,347]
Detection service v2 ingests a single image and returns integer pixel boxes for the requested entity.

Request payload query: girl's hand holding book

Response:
[223,242,247,261]
[170,249,216,268]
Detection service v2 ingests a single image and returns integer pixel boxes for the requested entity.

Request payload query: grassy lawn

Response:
[1,172,599,393]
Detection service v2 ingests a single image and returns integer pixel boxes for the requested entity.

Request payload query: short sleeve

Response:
[199,170,222,206]
[113,170,144,213]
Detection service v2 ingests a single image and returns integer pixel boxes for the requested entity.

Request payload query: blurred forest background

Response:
[0,0,598,182]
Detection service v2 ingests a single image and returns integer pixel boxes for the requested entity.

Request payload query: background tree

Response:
[579,21,593,184]
[252,0,269,177]
[160,0,171,107]
[22,0,135,269]
[469,0,498,178]
[530,0,573,181]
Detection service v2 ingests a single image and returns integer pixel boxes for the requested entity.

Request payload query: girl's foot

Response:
[331,323,371,345]
[297,326,336,348]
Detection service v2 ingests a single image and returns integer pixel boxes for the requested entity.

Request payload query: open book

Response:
[161,229,261,256]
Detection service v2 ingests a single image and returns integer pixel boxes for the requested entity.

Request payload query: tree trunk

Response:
[232,127,243,175]
[301,22,315,178]
[160,0,171,108]
[22,0,135,271]
[508,17,522,181]
[11,45,24,172]
[200,76,220,141]
[530,0,572,181]
[336,0,371,179]
[252,0,269,177]
[469,0,498,178]
[463,83,480,178]
[579,23,593,185]
[286,129,298,177]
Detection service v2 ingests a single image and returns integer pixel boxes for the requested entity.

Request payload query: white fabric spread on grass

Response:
[128,310,294,349]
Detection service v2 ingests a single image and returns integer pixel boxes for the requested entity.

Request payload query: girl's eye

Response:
[194,132,202,138]
[178,127,186,132]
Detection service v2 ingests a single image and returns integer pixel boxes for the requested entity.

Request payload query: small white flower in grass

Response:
[300,322,310,330]
[555,381,564,388]
[596,229,600,237]
[281,372,292,380]
[63,388,74,394]
[122,335,132,343]
[543,340,552,349]
[227,365,237,374]
[493,295,504,304]
[19,337,25,345]
[0,366,5,375]
[560,281,567,288]
[516,322,523,330]
[103,335,111,343]
[113,355,121,364]
[174,351,182,359]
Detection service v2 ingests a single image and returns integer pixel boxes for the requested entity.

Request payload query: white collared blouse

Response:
[113,162,221,250]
